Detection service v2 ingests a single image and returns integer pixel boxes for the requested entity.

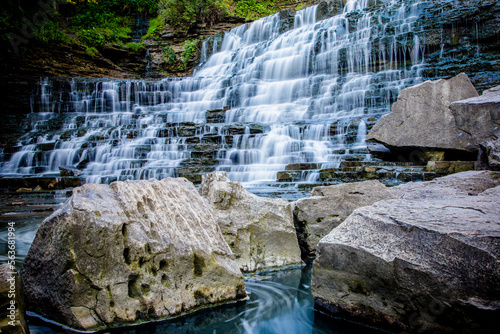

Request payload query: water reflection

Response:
[28,266,383,334]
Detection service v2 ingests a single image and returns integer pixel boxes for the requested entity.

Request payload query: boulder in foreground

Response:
[200,172,302,272]
[0,265,29,334]
[293,180,395,261]
[21,178,246,331]
[312,171,500,333]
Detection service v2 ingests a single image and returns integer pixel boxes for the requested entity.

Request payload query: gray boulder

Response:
[391,170,500,199]
[293,180,395,261]
[199,172,302,272]
[479,137,500,171]
[449,84,500,148]
[21,178,246,331]
[366,73,479,155]
[0,265,29,334]
[313,171,500,333]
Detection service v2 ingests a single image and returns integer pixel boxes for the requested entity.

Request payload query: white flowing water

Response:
[0,0,428,187]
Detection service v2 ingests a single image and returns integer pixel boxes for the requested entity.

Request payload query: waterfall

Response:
[0,0,428,187]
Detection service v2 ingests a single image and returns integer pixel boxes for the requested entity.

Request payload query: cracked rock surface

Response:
[21,178,246,330]
[199,172,302,272]
[312,171,500,333]
[293,180,395,261]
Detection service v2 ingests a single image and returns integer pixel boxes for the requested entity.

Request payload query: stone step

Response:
[0,177,84,191]
[339,161,425,168]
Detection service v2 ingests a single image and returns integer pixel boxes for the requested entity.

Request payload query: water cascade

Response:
[0,0,429,189]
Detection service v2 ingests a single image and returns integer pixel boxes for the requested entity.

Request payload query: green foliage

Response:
[141,17,162,41]
[163,45,176,63]
[233,0,274,20]
[159,0,225,32]
[130,0,159,15]
[35,21,74,45]
[124,42,146,53]
[85,46,99,57]
[295,3,306,11]
[66,1,154,48]
[182,39,200,65]
[77,29,106,47]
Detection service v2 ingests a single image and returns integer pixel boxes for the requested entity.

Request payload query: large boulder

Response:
[313,171,500,334]
[478,137,500,171]
[449,84,500,148]
[21,178,246,331]
[366,73,480,159]
[0,265,29,334]
[391,170,500,199]
[293,180,395,261]
[199,172,302,272]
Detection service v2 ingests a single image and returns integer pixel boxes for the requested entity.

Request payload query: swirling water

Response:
[26,266,383,334]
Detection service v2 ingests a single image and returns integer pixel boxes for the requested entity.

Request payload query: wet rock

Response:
[293,180,395,261]
[391,170,500,200]
[59,166,83,177]
[21,178,246,331]
[316,0,344,21]
[449,84,500,149]
[313,171,500,334]
[425,161,476,174]
[200,172,302,272]
[0,265,29,334]
[285,163,320,171]
[15,188,32,193]
[478,137,500,171]
[206,109,226,123]
[278,9,296,34]
[276,171,301,182]
[366,73,480,157]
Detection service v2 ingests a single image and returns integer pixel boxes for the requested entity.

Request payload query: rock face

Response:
[0,265,29,334]
[293,180,395,261]
[199,172,302,272]
[366,73,480,159]
[313,171,500,334]
[479,137,500,171]
[449,84,500,146]
[21,178,246,331]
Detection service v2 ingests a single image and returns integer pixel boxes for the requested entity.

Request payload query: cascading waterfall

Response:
[0,0,428,187]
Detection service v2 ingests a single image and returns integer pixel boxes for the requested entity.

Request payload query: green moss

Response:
[94,211,102,218]
[163,45,176,63]
[86,47,99,57]
[141,17,162,41]
[182,39,200,65]
[193,253,206,277]
[124,42,146,53]
[78,30,106,47]
[233,0,273,20]
[348,280,370,296]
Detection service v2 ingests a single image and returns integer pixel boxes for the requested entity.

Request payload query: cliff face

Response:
[419,0,500,92]
[0,1,319,80]
[1,1,498,88]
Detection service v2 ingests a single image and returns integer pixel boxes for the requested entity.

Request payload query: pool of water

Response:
[1,191,384,334]
[27,266,384,334]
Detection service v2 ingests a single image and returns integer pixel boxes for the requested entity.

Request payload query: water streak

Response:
[0,0,428,186]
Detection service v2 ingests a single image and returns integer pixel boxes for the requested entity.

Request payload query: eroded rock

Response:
[313,171,500,334]
[0,265,29,334]
[21,178,246,331]
[293,180,395,261]
[479,137,500,171]
[366,73,480,158]
[199,172,302,272]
